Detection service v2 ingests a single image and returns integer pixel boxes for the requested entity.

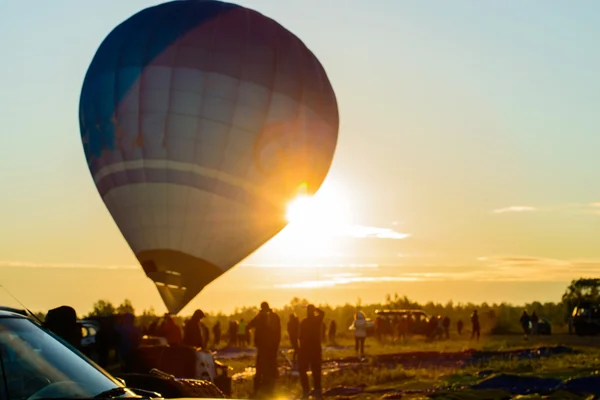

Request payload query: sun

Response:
[286,195,315,224]
[248,180,354,265]
[285,183,352,228]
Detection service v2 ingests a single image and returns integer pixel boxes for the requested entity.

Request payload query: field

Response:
[221,333,600,399]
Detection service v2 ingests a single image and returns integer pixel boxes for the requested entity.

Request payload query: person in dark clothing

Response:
[531,311,539,336]
[95,317,113,368]
[183,309,205,348]
[287,313,300,362]
[116,312,142,372]
[457,319,464,335]
[470,310,480,341]
[228,320,238,347]
[201,321,210,346]
[520,311,531,340]
[328,320,337,344]
[442,316,451,339]
[160,314,182,346]
[44,306,82,350]
[213,321,222,346]
[247,301,281,398]
[298,304,325,399]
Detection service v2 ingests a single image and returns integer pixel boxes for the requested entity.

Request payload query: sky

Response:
[1,0,600,315]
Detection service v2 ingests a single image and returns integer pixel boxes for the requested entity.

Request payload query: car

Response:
[78,319,100,358]
[0,308,227,399]
[375,309,433,336]
[572,302,600,336]
[537,318,552,335]
[0,308,143,400]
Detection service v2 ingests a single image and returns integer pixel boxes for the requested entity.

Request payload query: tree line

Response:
[31,278,599,336]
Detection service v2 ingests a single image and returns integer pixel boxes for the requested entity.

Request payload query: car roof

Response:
[0,307,29,318]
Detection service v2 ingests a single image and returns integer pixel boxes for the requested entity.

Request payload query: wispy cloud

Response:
[491,202,600,216]
[0,260,137,270]
[275,275,419,289]
[492,206,538,214]
[346,225,410,240]
[476,255,600,282]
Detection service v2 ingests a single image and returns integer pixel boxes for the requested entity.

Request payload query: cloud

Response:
[492,206,538,214]
[490,202,600,216]
[476,255,600,282]
[346,225,410,240]
[274,275,420,289]
[0,260,138,270]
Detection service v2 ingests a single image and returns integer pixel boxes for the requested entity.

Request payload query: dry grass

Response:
[224,333,600,399]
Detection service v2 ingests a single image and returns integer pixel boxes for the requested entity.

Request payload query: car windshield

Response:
[0,316,123,400]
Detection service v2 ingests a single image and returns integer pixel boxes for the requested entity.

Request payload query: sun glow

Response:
[285,183,353,230]
[253,181,354,264]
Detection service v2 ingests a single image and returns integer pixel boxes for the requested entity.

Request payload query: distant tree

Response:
[33,311,46,322]
[88,300,116,317]
[116,299,135,315]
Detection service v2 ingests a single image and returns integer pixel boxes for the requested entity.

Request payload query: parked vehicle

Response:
[0,307,226,399]
[572,302,600,336]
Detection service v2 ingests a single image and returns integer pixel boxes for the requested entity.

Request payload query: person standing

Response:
[237,319,247,347]
[183,310,205,348]
[247,302,281,398]
[213,321,222,347]
[352,311,368,356]
[520,311,531,340]
[531,311,539,336]
[442,316,451,339]
[470,310,480,342]
[298,304,325,399]
[328,320,337,344]
[287,313,300,362]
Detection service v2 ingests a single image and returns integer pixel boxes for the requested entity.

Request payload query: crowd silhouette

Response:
[41,301,496,399]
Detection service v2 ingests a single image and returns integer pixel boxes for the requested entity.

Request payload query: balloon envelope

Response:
[79,0,339,314]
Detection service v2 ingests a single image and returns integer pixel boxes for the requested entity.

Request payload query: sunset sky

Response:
[1,1,600,315]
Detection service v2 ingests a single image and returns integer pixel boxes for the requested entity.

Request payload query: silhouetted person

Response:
[160,314,182,346]
[148,319,159,336]
[95,317,113,367]
[44,306,82,350]
[397,316,408,342]
[287,313,300,362]
[228,320,238,347]
[520,311,531,339]
[352,311,367,356]
[298,304,325,399]
[183,309,205,348]
[213,321,222,346]
[237,319,247,347]
[247,302,281,398]
[531,311,539,336]
[470,310,480,341]
[117,312,142,372]
[442,316,451,339]
[201,321,210,346]
[457,319,464,335]
[328,320,337,344]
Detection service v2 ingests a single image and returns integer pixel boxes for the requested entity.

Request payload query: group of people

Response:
[372,311,482,343]
[245,302,327,399]
[519,310,541,339]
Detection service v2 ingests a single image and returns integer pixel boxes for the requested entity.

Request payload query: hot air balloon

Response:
[79,0,339,314]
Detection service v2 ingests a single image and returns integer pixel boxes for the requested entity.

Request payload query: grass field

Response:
[224,333,600,399]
